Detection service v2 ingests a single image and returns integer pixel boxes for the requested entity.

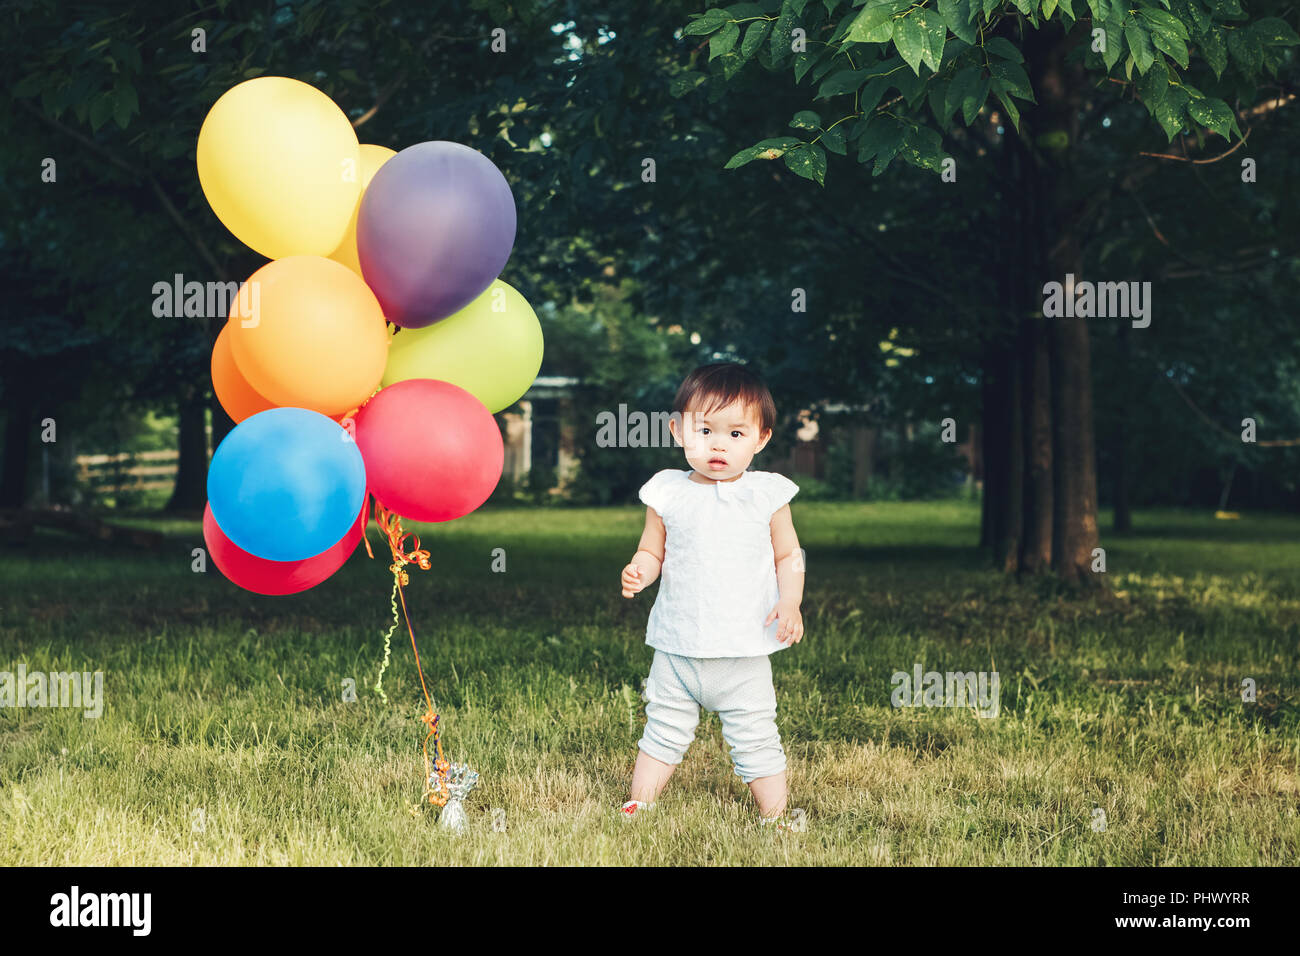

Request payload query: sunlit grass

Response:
[1,501,1297,864]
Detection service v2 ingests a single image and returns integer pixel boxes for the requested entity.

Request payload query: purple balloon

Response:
[356,141,517,329]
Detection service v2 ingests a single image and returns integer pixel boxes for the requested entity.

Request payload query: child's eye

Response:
[731,431,743,439]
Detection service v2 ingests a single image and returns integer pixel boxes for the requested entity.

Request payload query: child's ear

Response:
[756,428,772,452]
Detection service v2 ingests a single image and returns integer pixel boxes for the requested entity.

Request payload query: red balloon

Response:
[203,498,368,595]
[353,378,503,522]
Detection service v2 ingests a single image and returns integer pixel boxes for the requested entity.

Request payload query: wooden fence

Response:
[75,450,178,493]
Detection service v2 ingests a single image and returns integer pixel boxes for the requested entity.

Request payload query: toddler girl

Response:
[620,362,804,824]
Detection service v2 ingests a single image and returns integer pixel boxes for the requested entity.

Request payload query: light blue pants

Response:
[637,650,786,784]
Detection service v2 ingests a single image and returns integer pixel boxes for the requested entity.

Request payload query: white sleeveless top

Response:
[638,468,800,658]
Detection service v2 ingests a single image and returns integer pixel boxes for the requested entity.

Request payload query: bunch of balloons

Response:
[199,76,544,595]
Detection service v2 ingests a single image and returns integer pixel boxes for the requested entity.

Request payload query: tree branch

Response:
[1167,378,1300,447]
[18,99,226,277]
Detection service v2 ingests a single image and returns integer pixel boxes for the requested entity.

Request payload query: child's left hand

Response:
[765,600,804,646]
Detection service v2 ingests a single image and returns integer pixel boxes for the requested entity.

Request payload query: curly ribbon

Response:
[368,496,451,808]
[372,577,397,704]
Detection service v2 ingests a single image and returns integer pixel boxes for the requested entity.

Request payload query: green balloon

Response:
[381,279,544,413]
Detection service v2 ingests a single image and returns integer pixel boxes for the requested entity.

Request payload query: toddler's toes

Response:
[618,799,655,820]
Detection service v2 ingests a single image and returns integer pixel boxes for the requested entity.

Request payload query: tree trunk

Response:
[851,425,876,498]
[0,393,33,508]
[165,384,209,513]
[980,22,1102,583]
[981,341,1023,570]
[1113,323,1132,532]
[1024,24,1102,584]
[1020,311,1054,572]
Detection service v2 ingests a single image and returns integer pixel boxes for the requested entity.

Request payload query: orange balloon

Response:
[226,256,389,417]
[211,323,350,424]
[211,323,276,423]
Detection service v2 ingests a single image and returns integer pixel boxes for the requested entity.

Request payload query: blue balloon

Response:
[207,407,367,562]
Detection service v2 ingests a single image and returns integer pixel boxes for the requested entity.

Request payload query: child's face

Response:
[670,400,771,481]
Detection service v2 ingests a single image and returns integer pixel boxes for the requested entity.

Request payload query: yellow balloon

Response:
[197,77,361,259]
[381,279,544,414]
[328,144,397,276]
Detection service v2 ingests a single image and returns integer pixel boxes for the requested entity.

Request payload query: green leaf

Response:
[1102,15,1124,71]
[709,21,740,60]
[112,82,137,129]
[1042,0,1058,18]
[741,19,773,59]
[821,122,848,154]
[847,5,896,43]
[991,80,1021,130]
[1136,8,1189,41]
[894,62,927,103]
[858,75,893,113]
[1153,84,1189,141]
[856,114,905,170]
[793,50,821,82]
[1125,20,1156,73]
[982,0,1000,16]
[811,54,842,84]
[1200,26,1227,78]
[989,58,1035,101]
[899,123,945,171]
[947,64,990,124]
[1175,0,1210,35]
[893,14,927,74]
[913,8,947,72]
[669,72,708,97]
[1253,17,1300,47]
[724,145,764,168]
[725,136,804,168]
[784,143,828,184]
[928,76,953,124]
[1227,25,1263,74]
[1134,57,1169,112]
[1186,95,1235,138]
[790,109,823,130]
[818,68,870,98]
[938,0,976,44]
[89,93,112,132]
[683,9,729,35]
[983,37,1024,63]
[769,6,796,61]
[1140,10,1191,69]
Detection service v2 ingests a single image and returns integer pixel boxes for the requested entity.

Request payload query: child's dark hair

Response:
[672,362,777,437]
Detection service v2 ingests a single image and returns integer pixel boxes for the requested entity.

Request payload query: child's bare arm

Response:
[622,507,666,598]
[765,504,805,643]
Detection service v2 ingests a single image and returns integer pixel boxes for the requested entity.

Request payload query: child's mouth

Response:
[707,458,727,469]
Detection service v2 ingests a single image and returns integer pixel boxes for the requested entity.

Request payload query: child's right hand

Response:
[621,563,645,598]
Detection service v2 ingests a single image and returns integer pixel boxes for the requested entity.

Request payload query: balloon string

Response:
[370,497,450,807]
[373,577,397,704]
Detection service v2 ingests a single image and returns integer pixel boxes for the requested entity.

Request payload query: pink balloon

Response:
[353,379,503,522]
[203,498,368,595]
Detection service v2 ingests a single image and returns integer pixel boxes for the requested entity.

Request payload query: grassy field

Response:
[1,500,1297,865]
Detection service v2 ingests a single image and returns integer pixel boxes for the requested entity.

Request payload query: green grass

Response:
[1,501,1297,865]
